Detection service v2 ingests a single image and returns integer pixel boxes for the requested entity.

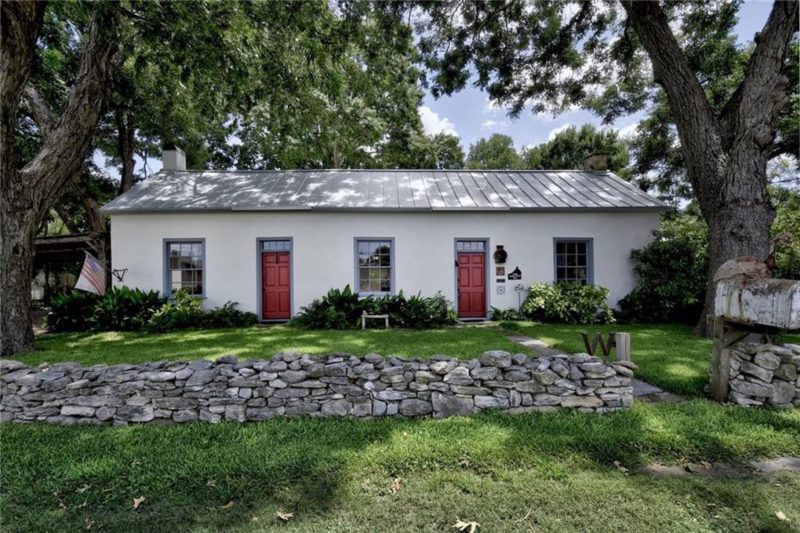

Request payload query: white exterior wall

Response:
[109,211,661,318]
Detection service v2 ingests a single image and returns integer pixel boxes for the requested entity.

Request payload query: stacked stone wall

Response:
[0,351,635,425]
[728,343,800,407]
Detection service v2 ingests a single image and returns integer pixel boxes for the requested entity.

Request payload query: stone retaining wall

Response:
[0,351,635,425]
[728,343,800,407]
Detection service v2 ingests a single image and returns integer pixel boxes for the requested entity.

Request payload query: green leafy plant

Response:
[202,302,258,329]
[292,287,456,329]
[522,282,614,325]
[91,287,166,331]
[490,307,523,321]
[147,290,206,332]
[618,238,708,324]
[46,290,101,332]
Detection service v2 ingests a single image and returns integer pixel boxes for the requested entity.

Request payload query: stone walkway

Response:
[505,333,685,403]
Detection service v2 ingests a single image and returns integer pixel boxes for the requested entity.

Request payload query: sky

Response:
[96,1,774,178]
[418,1,774,151]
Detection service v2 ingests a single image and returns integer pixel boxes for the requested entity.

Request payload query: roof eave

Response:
[101,205,670,215]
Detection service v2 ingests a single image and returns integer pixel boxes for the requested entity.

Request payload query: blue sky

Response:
[97,1,773,177]
[419,1,773,152]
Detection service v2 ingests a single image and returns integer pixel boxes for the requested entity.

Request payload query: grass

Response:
[6,323,800,530]
[500,322,711,396]
[21,325,531,367]
[1,401,799,532]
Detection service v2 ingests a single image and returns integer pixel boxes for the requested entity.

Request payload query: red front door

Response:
[457,252,486,318]
[262,252,290,319]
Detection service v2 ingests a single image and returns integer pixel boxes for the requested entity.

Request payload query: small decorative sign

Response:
[496,278,505,283]
[495,266,505,276]
[507,267,522,280]
[496,285,506,295]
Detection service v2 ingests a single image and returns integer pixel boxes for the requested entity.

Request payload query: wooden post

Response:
[614,332,631,362]
[709,317,730,402]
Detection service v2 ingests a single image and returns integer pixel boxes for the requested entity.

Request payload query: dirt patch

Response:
[639,457,800,479]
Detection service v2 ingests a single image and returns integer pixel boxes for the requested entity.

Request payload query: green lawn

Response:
[4,323,800,531]
[1,402,799,532]
[501,322,800,398]
[23,325,530,367]
[500,322,712,396]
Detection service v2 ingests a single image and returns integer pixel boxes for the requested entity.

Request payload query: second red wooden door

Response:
[262,252,290,319]
[457,252,486,318]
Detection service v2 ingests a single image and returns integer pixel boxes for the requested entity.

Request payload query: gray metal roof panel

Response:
[100,169,669,213]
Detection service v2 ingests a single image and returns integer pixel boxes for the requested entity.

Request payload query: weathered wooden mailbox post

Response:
[710,278,800,402]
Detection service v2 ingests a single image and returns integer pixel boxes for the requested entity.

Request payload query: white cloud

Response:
[616,122,639,139]
[481,119,508,130]
[547,123,573,141]
[419,105,458,136]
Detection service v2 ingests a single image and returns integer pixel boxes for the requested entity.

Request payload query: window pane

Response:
[167,241,204,295]
[356,240,392,293]
[576,242,586,254]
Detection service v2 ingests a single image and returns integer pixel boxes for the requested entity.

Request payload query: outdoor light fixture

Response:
[493,245,507,264]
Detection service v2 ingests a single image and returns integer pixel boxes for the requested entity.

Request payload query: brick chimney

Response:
[162,144,186,171]
[583,152,608,171]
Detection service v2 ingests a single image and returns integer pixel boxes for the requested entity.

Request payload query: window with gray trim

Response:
[166,241,204,295]
[356,239,392,294]
[554,239,592,284]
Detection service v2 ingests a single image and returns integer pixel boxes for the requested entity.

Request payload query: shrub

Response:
[147,290,206,332]
[292,286,457,329]
[91,286,166,331]
[46,290,100,332]
[202,302,258,329]
[490,307,523,321]
[618,229,708,324]
[522,282,614,324]
[291,286,364,329]
[370,291,457,329]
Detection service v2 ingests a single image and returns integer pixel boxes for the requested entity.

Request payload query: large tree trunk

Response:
[0,197,38,354]
[116,108,136,194]
[0,2,46,355]
[624,0,797,336]
[1,4,120,355]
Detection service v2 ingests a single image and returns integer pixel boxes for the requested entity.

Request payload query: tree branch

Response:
[0,1,46,187]
[622,1,725,202]
[20,12,121,212]
[719,0,799,151]
[22,84,55,139]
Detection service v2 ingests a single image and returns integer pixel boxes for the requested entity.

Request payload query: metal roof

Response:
[100,169,669,213]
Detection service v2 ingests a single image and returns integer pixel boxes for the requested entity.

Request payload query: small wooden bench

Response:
[361,312,390,330]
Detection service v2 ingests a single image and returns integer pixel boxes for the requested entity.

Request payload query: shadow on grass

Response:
[2,401,799,531]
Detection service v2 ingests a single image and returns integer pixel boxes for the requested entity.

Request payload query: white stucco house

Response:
[100,147,668,321]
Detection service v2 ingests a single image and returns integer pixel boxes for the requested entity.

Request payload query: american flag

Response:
[75,252,106,295]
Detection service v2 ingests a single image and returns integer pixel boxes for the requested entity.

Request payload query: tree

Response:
[411,0,799,334]
[427,133,466,169]
[770,187,800,279]
[1,3,121,354]
[466,134,523,169]
[521,124,630,177]
[1,1,435,355]
[382,132,465,169]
